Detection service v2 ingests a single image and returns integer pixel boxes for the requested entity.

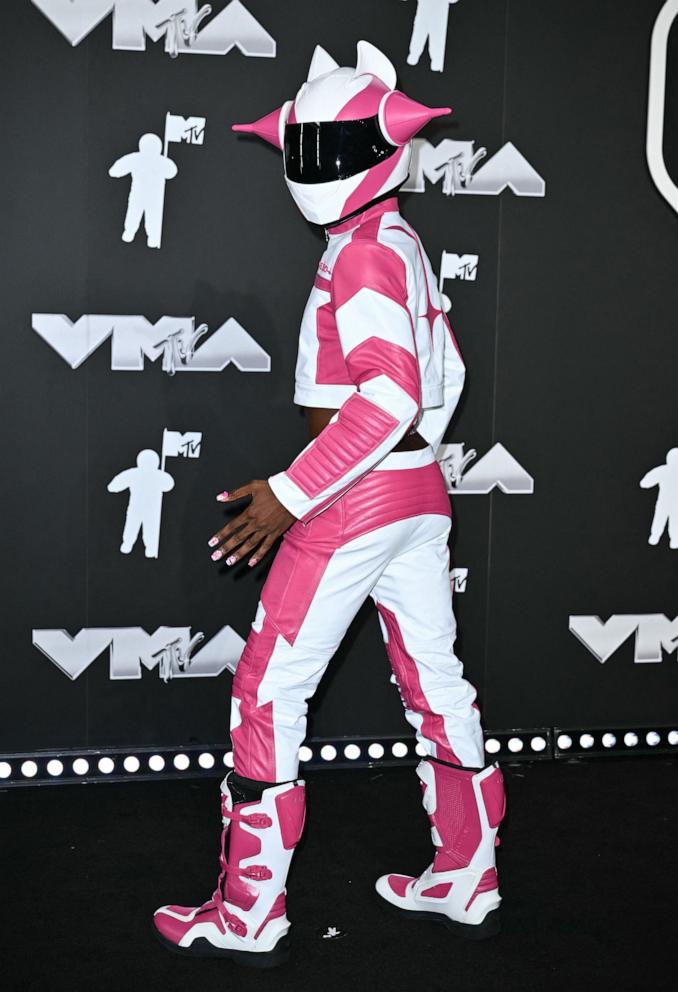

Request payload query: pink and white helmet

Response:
[232,41,451,226]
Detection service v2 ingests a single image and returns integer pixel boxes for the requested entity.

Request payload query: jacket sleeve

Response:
[267,239,422,523]
[415,311,466,454]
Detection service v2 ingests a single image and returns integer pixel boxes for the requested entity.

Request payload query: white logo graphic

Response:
[647,0,678,215]
[32,314,270,374]
[31,1,276,58]
[569,615,678,664]
[403,140,545,197]
[437,443,534,495]
[450,567,468,593]
[32,626,245,681]
[640,448,678,549]
[109,115,205,249]
[438,251,478,311]
[107,430,201,558]
[403,0,460,73]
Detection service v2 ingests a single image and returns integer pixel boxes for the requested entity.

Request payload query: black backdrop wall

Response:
[2,0,677,761]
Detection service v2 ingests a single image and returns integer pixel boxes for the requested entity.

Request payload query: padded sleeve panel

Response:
[268,240,422,523]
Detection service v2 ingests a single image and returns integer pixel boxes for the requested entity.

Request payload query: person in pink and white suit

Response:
[152,40,506,967]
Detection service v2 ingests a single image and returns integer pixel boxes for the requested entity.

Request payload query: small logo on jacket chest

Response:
[318,261,332,277]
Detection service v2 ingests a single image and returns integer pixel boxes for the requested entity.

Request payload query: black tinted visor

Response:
[284,116,396,184]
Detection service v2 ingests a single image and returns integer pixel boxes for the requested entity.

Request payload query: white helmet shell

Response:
[232,41,450,225]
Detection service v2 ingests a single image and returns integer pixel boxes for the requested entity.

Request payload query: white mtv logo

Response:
[438,251,479,312]
[31,1,276,57]
[437,443,534,495]
[450,567,468,593]
[32,314,270,374]
[569,615,678,664]
[403,139,545,197]
[32,626,246,681]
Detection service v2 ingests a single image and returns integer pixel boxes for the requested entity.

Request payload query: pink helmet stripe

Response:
[341,145,406,218]
[336,77,389,121]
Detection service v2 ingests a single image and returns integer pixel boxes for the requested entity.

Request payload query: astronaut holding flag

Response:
[107,431,202,559]
[108,113,205,249]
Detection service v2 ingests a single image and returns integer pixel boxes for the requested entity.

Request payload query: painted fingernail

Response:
[248,558,258,567]
[226,555,237,566]
[208,537,219,547]
[216,491,229,501]
[211,550,223,561]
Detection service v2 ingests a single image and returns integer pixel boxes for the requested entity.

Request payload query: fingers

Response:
[211,522,256,562]
[215,480,258,503]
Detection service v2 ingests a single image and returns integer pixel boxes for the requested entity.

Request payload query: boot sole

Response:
[377,896,501,941]
[152,924,291,968]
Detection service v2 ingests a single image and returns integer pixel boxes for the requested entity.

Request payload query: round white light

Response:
[579,734,594,749]
[320,745,337,761]
[298,746,313,762]
[624,732,638,747]
[21,760,38,778]
[668,731,678,746]
[602,733,616,748]
[124,756,140,773]
[646,731,661,747]
[508,737,523,753]
[223,751,234,767]
[47,759,64,777]
[368,743,384,759]
[73,758,89,776]
[415,742,427,757]
[0,762,11,779]
[344,744,361,760]
[97,757,114,774]
[530,736,547,752]
[557,734,572,750]
[198,752,215,769]
[173,753,190,771]
[485,738,501,754]
[391,742,408,758]
[148,754,165,772]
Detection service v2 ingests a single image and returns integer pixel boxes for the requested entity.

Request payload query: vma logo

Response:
[437,443,534,495]
[31,0,276,58]
[570,615,678,664]
[32,626,245,682]
[403,139,545,197]
[32,315,270,375]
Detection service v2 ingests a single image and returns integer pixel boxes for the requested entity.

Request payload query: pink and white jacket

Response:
[267,196,465,523]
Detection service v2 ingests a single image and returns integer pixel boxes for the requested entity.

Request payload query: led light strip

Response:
[554,726,678,758]
[0,729,554,788]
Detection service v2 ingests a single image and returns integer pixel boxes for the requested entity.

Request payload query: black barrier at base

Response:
[1,725,677,788]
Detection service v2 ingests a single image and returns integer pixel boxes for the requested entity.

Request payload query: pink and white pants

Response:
[230,445,485,781]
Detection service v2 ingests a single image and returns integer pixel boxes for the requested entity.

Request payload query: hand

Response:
[208,480,297,568]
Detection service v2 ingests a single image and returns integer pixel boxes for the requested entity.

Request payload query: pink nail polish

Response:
[226,555,237,565]
[216,491,229,501]
[248,558,258,567]
[208,537,219,547]
[211,550,223,561]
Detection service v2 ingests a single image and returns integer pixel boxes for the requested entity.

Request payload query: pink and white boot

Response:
[376,758,506,940]
[153,771,306,968]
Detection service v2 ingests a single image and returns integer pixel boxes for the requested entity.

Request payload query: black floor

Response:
[2,757,677,992]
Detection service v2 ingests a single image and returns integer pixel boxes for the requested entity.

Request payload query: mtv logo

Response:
[450,567,468,593]
[438,252,479,312]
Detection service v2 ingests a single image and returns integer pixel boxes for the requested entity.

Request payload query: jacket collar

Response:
[325,195,400,238]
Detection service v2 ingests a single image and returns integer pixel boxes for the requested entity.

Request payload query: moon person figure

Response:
[152,40,507,966]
